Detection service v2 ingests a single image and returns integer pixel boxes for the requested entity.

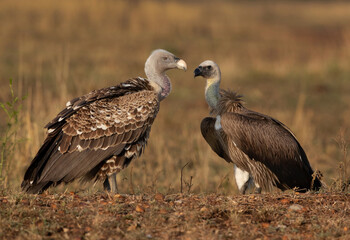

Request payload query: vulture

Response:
[194,60,322,194]
[22,49,187,194]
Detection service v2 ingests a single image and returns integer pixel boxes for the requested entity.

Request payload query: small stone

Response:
[200,207,209,212]
[277,224,287,230]
[289,204,303,211]
[175,212,184,217]
[135,205,145,213]
[280,199,290,204]
[113,194,125,201]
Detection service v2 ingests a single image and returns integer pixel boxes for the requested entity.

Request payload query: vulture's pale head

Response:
[194,60,222,109]
[145,49,187,77]
[144,49,187,100]
[194,60,221,81]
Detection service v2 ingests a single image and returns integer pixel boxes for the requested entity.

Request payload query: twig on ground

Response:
[181,161,190,194]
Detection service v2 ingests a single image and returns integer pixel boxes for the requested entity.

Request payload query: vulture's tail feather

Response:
[21,132,62,194]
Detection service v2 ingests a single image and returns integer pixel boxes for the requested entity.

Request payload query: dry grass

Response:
[0,0,350,194]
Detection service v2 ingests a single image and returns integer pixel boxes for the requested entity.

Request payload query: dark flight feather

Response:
[200,117,231,163]
[220,112,315,191]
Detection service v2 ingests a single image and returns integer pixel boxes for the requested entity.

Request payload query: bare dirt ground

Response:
[0,192,349,239]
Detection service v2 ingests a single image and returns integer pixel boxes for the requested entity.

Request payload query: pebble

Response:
[289,204,303,211]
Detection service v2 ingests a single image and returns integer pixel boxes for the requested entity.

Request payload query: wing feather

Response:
[220,111,315,190]
[22,78,159,193]
[59,135,72,153]
[200,117,232,163]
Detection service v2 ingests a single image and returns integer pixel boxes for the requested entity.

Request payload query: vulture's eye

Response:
[162,57,169,61]
[207,66,212,70]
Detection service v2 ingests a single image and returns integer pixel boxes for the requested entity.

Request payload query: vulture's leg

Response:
[103,178,110,191]
[108,172,118,193]
[234,165,250,194]
[240,181,250,194]
[254,183,262,194]
[104,172,118,193]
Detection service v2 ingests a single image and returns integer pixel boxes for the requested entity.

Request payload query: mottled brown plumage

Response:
[195,60,321,193]
[22,49,187,194]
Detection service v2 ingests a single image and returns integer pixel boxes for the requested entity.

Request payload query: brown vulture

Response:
[21,49,187,194]
[194,60,321,193]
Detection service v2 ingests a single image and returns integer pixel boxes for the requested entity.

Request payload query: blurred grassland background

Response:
[0,0,349,194]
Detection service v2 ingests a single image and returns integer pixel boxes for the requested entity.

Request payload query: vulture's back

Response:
[22,78,160,193]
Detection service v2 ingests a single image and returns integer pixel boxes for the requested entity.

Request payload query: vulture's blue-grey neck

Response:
[194,60,322,193]
[22,49,187,194]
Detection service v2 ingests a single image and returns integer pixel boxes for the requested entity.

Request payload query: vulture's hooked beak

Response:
[175,57,187,71]
[194,67,203,78]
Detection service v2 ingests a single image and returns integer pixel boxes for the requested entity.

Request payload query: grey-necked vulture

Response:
[194,60,321,194]
[22,49,187,194]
